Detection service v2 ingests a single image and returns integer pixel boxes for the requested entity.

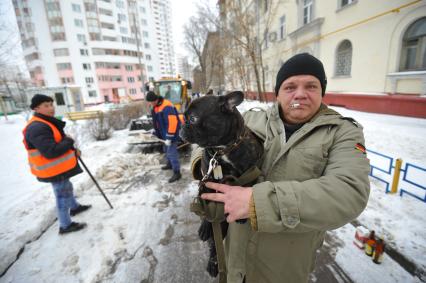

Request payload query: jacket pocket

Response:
[291,146,328,180]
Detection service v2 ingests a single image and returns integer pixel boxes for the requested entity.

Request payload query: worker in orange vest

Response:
[23,94,91,234]
[146,91,184,183]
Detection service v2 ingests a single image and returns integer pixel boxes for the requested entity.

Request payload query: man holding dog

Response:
[145,91,183,183]
[23,94,91,235]
[200,53,370,282]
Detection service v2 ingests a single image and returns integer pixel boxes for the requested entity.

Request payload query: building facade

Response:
[151,0,176,77]
[219,0,426,96]
[13,0,176,106]
[176,54,193,82]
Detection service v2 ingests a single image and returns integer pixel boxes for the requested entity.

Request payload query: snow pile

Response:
[63,119,96,149]
[96,152,161,189]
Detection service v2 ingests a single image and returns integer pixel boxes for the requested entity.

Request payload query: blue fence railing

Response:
[367,149,426,203]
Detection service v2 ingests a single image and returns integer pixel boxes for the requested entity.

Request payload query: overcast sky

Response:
[170,0,199,58]
[170,0,217,63]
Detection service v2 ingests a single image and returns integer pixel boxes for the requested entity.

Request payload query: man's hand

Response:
[75,148,81,157]
[201,182,253,223]
[164,139,171,146]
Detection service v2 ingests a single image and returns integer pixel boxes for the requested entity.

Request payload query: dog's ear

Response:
[223,91,244,111]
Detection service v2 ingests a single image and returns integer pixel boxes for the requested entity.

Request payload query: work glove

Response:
[164,139,171,146]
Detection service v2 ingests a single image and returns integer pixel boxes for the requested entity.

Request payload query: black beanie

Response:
[145,91,159,102]
[275,53,327,96]
[30,94,53,110]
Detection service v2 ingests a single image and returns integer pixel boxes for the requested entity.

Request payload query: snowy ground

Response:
[0,101,425,282]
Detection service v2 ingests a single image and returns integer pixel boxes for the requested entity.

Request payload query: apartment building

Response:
[151,0,176,77]
[13,0,175,105]
[176,54,193,81]
[219,0,426,95]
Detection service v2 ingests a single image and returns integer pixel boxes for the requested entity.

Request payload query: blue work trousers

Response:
[51,179,79,229]
[165,142,180,173]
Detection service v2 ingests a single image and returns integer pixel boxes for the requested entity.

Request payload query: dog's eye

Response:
[189,116,198,124]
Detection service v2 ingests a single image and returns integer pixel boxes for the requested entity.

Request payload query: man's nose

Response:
[293,86,307,99]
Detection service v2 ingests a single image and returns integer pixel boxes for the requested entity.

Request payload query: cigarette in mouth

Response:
[290,103,300,108]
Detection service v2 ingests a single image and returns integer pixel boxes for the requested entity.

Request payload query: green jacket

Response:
[225,103,370,283]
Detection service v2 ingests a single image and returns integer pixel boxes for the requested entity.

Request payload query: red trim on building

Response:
[244,92,426,118]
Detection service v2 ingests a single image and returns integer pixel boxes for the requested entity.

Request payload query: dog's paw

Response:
[198,220,213,241]
[206,256,219,278]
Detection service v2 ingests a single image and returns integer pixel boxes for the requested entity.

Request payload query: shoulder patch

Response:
[355,143,366,154]
[341,117,361,127]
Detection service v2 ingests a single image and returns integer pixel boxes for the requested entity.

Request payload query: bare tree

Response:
[0,2,21,68]
[199,0,279,101]
[183,5,224,94]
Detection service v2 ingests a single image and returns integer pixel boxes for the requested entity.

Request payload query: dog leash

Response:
[191,153,227,283]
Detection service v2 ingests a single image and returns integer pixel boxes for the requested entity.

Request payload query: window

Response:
[120,27,128,34]
[341,0,354,7]
[53,48,69,56]
[100,22,115,30]
[146,54,152,60]
[46,2,60,11]
[99,8,113,16]
[140,7,146,13]
[85,77,94,83]
[51,32,66,41]
[74,19,83,27]
[56,63,72,70]
[116,0,124,8]
[72,3,81,13]
[80,49,89,56]
[83,63,91,70]
[118,13,126,22]
[125,65,133,71]
[400,17,426,71]
[144,42,150,49]
[88,90,97,97]
[129,88,137,95]
[303,0,313,25]
[147,65,153,72]
[335,40,352,76]
[143,31,149,37]
[54,93,65,105]
[127,77,135,83]
[61,77,74,84]
[77,34,86,43]
[141,19,147,26]
[279,16,286,40]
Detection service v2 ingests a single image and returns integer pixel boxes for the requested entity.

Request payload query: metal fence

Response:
[367,149,426,203]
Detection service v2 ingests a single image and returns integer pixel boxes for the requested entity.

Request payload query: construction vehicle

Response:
[127,76,192,148]
[145,76,192,112]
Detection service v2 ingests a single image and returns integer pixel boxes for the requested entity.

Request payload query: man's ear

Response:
[223,91,244,111]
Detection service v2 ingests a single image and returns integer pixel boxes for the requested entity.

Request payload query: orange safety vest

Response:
[22,116,77,179]
[153,99,185,136]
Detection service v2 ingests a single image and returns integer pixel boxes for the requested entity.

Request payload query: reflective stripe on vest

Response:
[23,116,77,179]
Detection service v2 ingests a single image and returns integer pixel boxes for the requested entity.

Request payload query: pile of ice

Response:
[95,152,161,189]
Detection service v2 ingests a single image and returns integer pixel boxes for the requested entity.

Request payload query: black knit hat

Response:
[30,94,54,110]
[145,91,159,102]
[275,53,327,96]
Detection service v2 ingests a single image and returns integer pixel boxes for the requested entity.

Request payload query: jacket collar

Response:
[266,103,343,168]
[34,113,66,132]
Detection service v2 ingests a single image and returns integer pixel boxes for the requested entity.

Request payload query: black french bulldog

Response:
[180,91,264,277]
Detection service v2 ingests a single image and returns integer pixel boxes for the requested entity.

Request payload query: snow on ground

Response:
[0,114,213,283]
[0,100,425,282]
